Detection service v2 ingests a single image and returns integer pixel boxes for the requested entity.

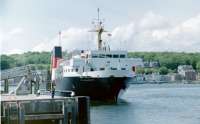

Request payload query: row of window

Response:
[63,67,127,72]
[63,68,78,72]
[92,54,126,58]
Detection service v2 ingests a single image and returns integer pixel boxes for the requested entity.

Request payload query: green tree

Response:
[159,66,169,75]
[0,55,16,70]
[1,59,10,70]
[136,67,145,74]
[1,52,51,70]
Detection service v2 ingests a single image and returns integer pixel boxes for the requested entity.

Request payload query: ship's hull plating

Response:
[55,77,130,102]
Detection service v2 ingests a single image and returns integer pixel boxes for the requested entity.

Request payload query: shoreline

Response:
[129,80,200,84]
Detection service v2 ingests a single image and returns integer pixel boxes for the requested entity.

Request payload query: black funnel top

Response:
[52,46,62,58]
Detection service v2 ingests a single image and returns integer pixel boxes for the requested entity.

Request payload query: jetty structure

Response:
[1,65,90,124]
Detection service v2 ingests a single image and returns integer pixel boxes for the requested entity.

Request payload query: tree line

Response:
[128,52,200,74]
[1,52,200,74]
[1,52,51,70]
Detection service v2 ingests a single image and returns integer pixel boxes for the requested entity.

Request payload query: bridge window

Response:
[120,54,125,58]
[121,68,126,70]
[92,55,98,58]
[100,68,105,70]
[113,55,119,58]
[106,54,112,58]
[99,54,105,58]
[111,67,117,70]
[75,68,78,72]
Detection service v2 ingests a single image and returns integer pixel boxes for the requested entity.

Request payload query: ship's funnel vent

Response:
[51,46,62,81]
[53,46,62,58]
[51,46,62,68]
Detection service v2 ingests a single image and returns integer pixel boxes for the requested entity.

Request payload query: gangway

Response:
[0,65,48,94]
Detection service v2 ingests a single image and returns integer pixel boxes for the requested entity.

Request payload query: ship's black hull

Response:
[55,77,130,102]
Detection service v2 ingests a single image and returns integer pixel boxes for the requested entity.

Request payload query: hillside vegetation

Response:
[1,52,200,74]
[1,52,51,70]
[128,52,200,74]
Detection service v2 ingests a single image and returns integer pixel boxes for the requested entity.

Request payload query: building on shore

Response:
[197,73,200,80]
[143,61,160,68]
[169,73,183,81]
[177,65,197,81]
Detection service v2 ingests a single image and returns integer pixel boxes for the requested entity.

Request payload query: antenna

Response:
[89,8,107,50]
[97,8,100,22]
[58,31,61,46]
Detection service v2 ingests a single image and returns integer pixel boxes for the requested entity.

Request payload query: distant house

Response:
[144,61,160,68]
[143,61,150,67]
[131,58,144,67]
[169,73,183,81]
[197,73,200,80]
[177,65,197,80]
[127,58,144,73]
[149,61,160,68]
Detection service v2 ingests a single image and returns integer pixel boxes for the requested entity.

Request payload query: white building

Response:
[177,65,197,80]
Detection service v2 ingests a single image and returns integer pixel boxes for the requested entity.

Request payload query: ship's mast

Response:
[91,8,106,50]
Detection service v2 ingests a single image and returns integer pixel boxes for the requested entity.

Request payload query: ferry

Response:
[51,9,142,102]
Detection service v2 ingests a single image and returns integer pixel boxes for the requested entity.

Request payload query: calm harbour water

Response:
[91,83,200,124]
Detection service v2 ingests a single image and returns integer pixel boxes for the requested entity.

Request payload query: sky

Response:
[1,0,200,54]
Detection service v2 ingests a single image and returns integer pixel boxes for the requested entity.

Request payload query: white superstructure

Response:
[57,49,143,78]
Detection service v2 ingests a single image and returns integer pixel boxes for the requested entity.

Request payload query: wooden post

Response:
[63,98,74,124]
[71,99,77,124]
[5,103,10,124]
[18,103,25,124]
[4,79,9,93]
[34,81,39,94]
[76,96,90,124]
[29,80,32,94]
[63,100,68,124]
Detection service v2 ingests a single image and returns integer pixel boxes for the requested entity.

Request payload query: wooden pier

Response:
[1,65,90,124]
[1,94,90,124]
